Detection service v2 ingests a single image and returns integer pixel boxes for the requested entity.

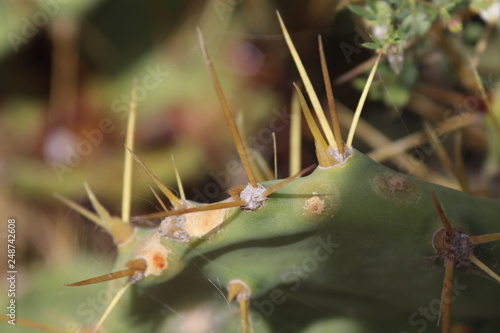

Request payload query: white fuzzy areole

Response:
[158,215,189,243]
[303,192,325,215]
[329,147,353,164]
[240,183,267,211]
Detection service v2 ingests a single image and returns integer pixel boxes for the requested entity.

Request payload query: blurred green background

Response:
[0,0,369,271]
[1,0,499,331]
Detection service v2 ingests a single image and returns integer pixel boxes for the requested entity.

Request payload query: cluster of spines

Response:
[431,191,500,333]
[10,10,500,333]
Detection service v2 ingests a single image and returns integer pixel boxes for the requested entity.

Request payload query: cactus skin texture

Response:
[108,150,499,333]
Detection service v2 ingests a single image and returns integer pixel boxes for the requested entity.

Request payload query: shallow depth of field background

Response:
[0,0,374,277]
[1,0,499,331]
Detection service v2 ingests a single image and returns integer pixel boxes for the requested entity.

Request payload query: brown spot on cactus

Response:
[372,172,422,205]
[153,253,166,269]
[135,232,169,277]
[296,185,340,224]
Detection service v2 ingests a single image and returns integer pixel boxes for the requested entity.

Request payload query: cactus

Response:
[4,8,500,333]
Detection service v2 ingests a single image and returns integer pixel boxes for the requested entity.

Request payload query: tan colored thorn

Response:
[250,148,274,182]
[439,261,454,333]
[346,52,382,148]
[227,281,249,303]
[424,121,470,193]
[228,185,247,201]
[54,193,101,226]
[431,192,500,332]
[122,79,137,223]
[314,140,330,167]
[289,90,302,176]
[431,191,454,236]
[171,155,186,201]
[277,11,336,148]
[65,259,146,287]
[149,185,169,213]
[468,254,500,283]
[131,200,245,222]
[470,232,500,244]
[293,83,329,150]
[336,103,437,179]
[431,192,456,333]
[335,40,412,85]
[318,35,344,155]
[236,110,268,183]
[335,55,378,85]
[91,280,133,333]
[65,268,137,287]
[247,149,267,184]
[126,147,180,208]
[55,191,134,248]
[197,28,258,188]
[272,132,278,180]
[84,183,135,245]
[228,280,252,333]
[294,83,337,167]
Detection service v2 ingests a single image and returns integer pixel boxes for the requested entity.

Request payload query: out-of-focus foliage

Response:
[2,0,500,332]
